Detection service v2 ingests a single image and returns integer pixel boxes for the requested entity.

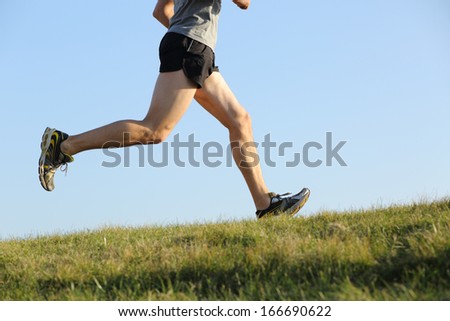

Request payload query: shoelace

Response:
[275,192,291,199]
[270,192,291,204]
[60,163,69,176]
[47,160,69,176]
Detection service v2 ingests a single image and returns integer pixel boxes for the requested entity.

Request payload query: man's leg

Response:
[39,70,197,191]
[194,72,271,211]
[61,70,197,155]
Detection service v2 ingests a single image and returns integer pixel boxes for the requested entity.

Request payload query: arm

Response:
[153,0,174,28]
[233,0,250,10]
[153,0,248,30]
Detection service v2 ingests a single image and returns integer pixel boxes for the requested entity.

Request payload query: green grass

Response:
[1,200,449,300]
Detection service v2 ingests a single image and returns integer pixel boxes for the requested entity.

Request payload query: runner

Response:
[38,0,310,219]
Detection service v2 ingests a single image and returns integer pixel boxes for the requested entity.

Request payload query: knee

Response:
[139,127,168,145]
[228,110,252,134]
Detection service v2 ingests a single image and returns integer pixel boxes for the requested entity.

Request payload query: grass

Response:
[1,199,449,300]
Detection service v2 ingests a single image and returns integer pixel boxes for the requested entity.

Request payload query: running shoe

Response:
[256,188,311,219]
[38,127,74,191]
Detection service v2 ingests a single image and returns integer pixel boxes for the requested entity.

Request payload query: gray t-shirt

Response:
[168,0,221,51]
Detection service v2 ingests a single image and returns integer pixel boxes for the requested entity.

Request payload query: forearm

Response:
[153,0,174,28]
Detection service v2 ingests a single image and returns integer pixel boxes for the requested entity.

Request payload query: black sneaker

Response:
[256,188,311,219]
[38,127,74,191]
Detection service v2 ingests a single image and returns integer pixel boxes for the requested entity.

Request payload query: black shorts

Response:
[159,32,219,88]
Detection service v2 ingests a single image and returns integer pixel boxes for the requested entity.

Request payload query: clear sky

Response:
[1,0,449,239]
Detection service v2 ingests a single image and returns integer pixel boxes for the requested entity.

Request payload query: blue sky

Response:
[1,0,449,239]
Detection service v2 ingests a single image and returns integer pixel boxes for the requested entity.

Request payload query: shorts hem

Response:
[159,32,219,89]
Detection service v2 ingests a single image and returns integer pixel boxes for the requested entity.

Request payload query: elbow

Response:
[153,1,173,28]
[153,6,161,20]
[153,2,166,21]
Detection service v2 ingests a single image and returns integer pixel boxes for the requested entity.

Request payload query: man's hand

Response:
[233,0,250,10]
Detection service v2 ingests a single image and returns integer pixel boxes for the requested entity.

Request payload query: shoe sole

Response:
[38,127,55,191]
[285,188,311,217]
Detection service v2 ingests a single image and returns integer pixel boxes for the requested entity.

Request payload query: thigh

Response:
[194,72,248,129]
[144,69,197,138]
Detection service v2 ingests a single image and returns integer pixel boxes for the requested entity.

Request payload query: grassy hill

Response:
[1,200,449,300]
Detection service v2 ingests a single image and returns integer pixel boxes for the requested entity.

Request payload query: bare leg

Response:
[194,72,271,211]
[61,70,197,155]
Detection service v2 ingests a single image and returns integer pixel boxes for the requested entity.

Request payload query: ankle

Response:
[256,193,272,211]
[60,140,71,156]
